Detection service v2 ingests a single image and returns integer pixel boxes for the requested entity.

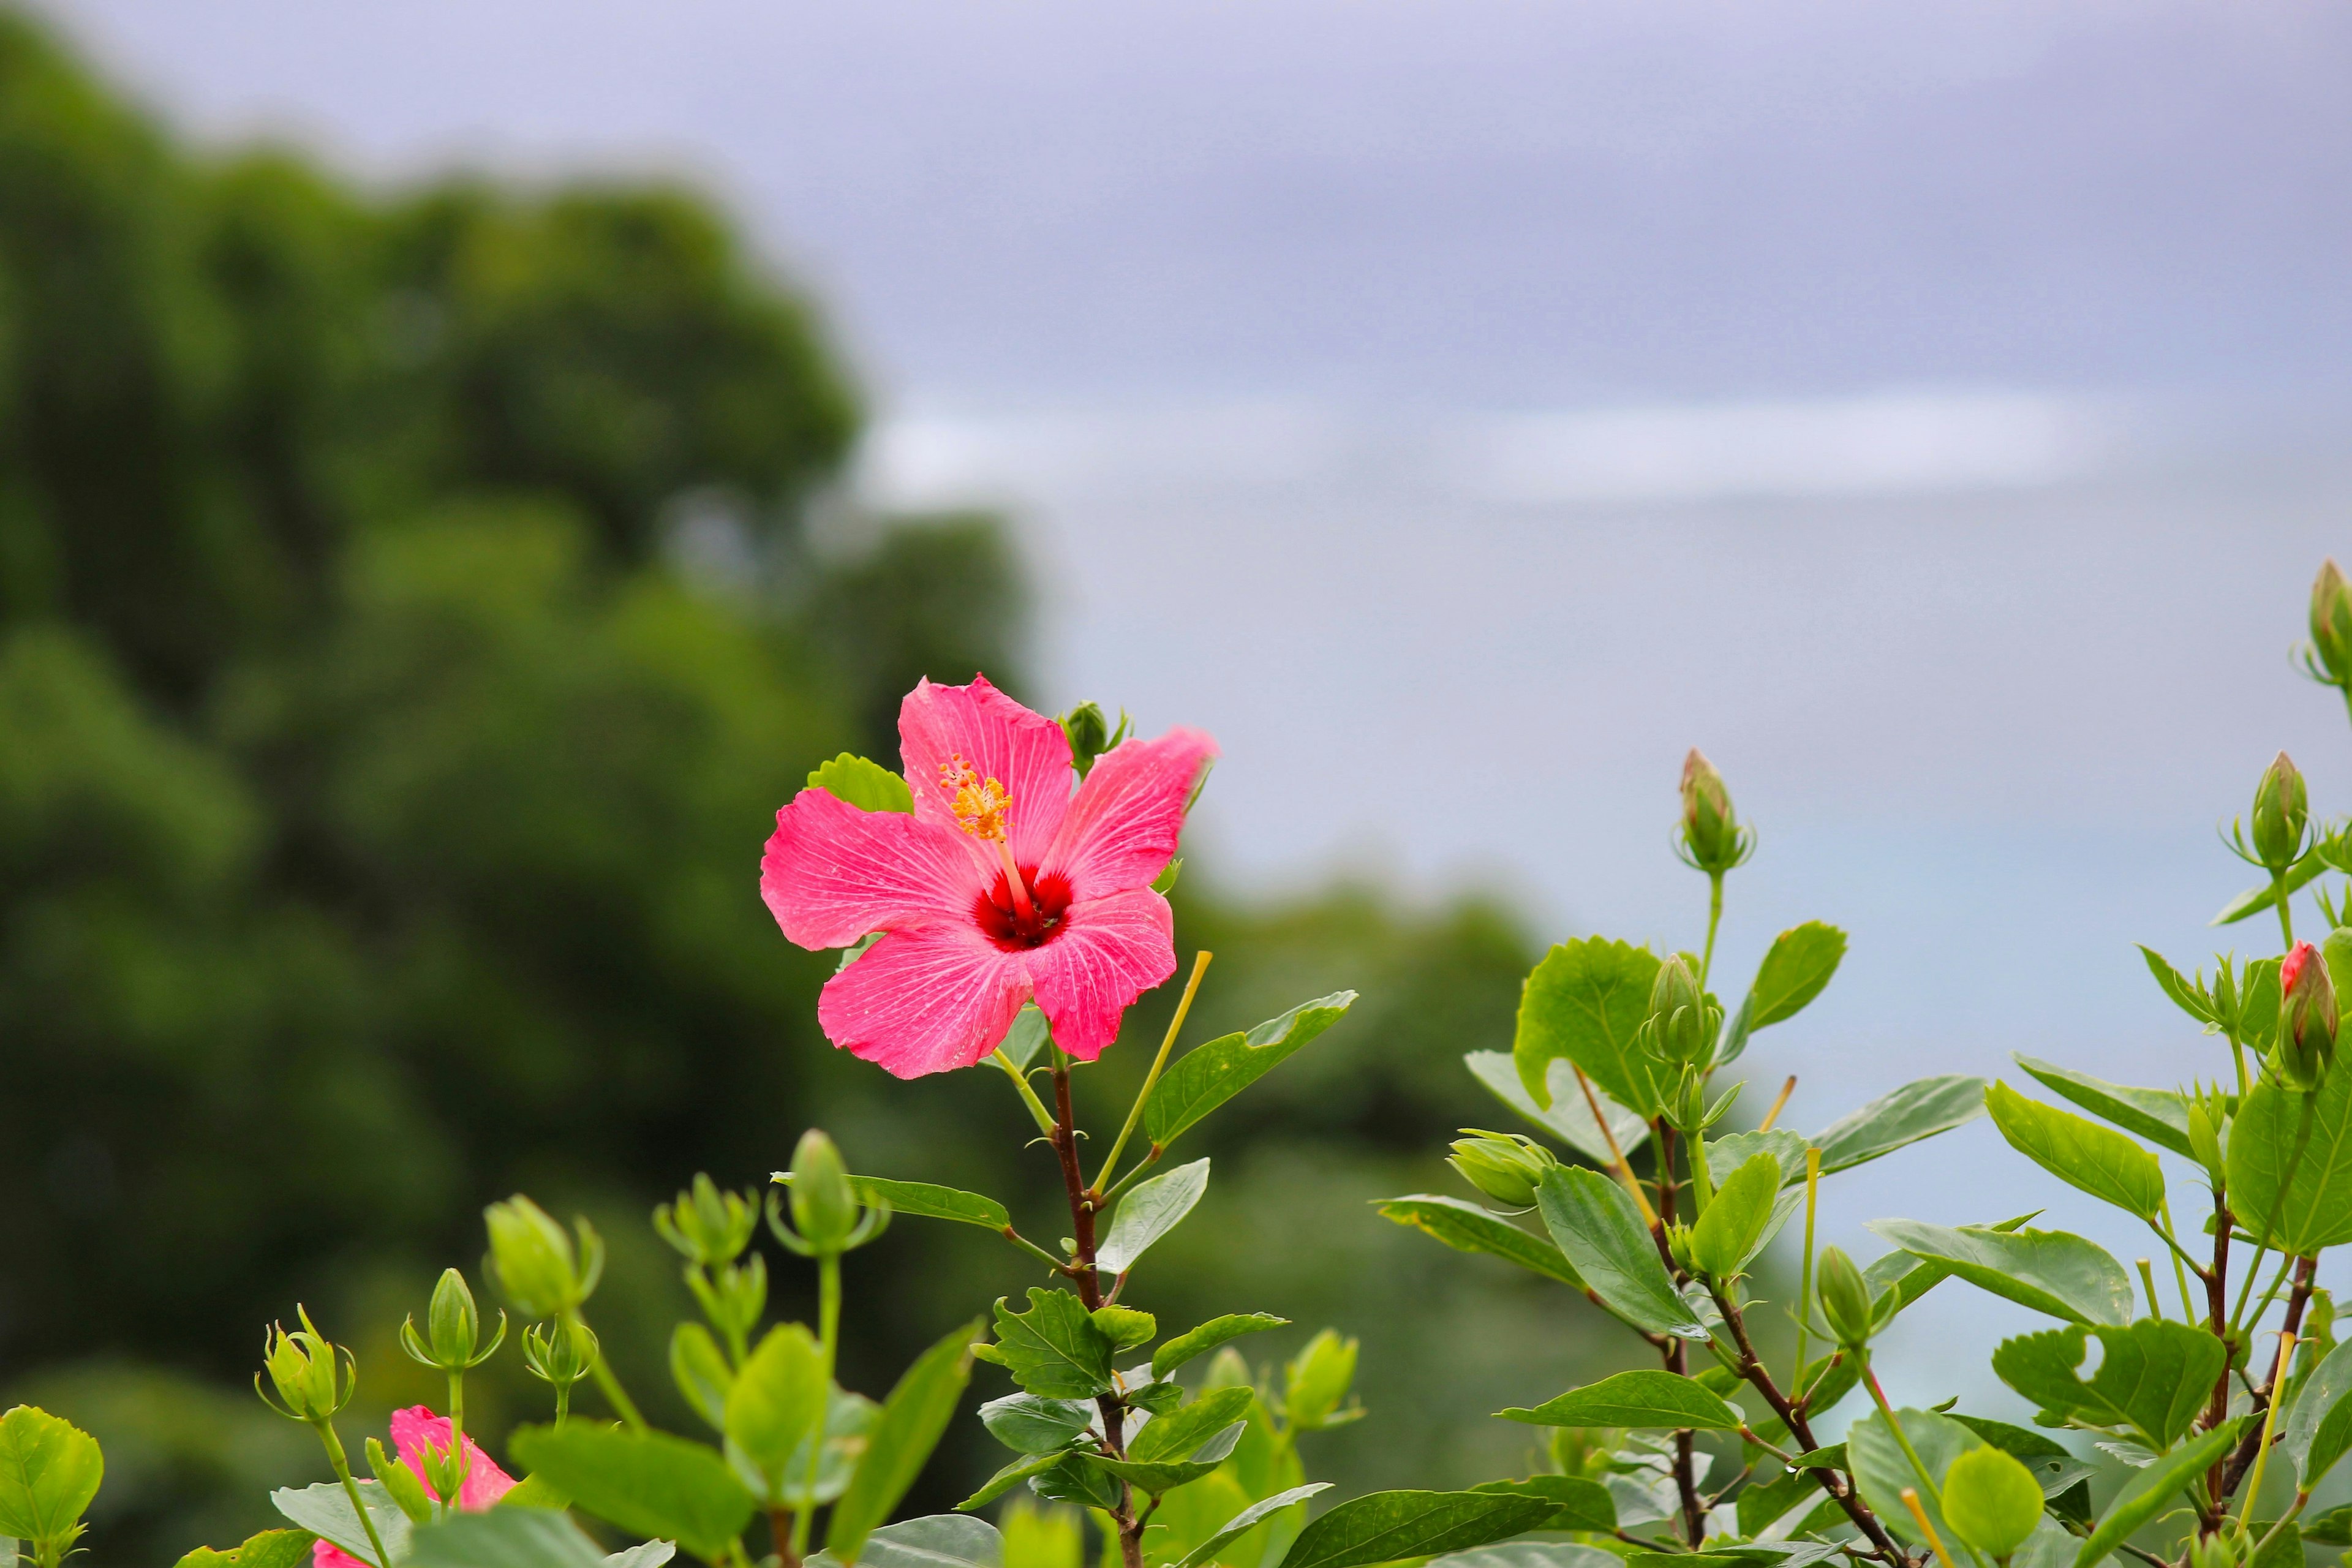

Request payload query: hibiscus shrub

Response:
[17,568,2352,1568]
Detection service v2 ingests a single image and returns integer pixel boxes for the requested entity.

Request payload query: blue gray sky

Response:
[38,0,2352,1412]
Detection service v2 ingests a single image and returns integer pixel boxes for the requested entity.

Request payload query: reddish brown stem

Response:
[2221,1254,2319,1498]
[1050,1065,1145,1568]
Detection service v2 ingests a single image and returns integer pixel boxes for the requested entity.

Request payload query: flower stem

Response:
[1899,1490,1958,1568]
[569,1310,647,1432]
[1793,1147,1820,1389]
[2272,869,2296,952]
[1093,951,1212,1192]
[2234,1332,2297,1539]
[318,1420,396,1568]
[990,1048,1058,1136]
[1699,872,1725,991]
[790,1253,840,1559]
[448,1369,472,1504]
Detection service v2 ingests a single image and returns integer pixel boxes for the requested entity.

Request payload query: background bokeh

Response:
[5,2,2352,1560]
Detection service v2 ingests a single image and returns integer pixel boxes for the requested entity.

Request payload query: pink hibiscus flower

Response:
[761,676,1216,1078]
[312,1406,514,1568]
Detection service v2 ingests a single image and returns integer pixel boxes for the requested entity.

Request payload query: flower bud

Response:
[654,1174,758,1267]
[1060,703,1113,778]
[523,1318,596,1391]
[2312,560,2352,685]
[258,1307,349,1423]
[1816,1246,1880,1349]
[428,1268,480,1366]
[2252,753,2309,871]
[1447,1131,1556,1207]
[485,1196,590,1319]
[2189,1528,2246,1568]
[1646,954,1716,1069]
[2186,1098,2226,1185]
[1678,750,1747,873]
[2278,938,2338,1091]
[787,1129,859,1253]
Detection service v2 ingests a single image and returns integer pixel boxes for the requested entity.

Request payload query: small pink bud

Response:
[2282,940,2321,1000]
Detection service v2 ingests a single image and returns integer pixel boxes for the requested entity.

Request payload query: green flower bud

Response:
[523,1318,596,1392]
[654,1174,759,1267]
[430,1268,478,1365]
[258,1307,350,1423]
[1678,750,1748,873]
[484,1196,598,1319]
[1816,1246,1881,1349]
[1941,1445,2046,1560]
[1447,1130,1557,1207]
[1645,954,1717,1069]
[2278,938,2339,1091]
[1060,703,1112,777]
[2186,1098,2226,1185]
[2189,1528,2246,1568]
[2252,752,2309,872]
[368,1436,436,1525]
[2312,559,2352,685]
[787,1129,859,1253]
[1090,1305,1158,1351]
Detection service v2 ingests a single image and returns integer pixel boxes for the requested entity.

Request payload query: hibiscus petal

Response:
[390,1405,517,1509]
[761,786,986,950]
[314,1543,369,1568]
[819,921,1031,1077]
[897,676,1075,870]
[1028,888,1177,1060]
[1044,728,1217,902]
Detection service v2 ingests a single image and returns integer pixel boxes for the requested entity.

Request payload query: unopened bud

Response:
[523,1318,596,1390]
[2189,1529,2246,1568]
[787,1129,859,1252]
[1447,1131,1556,1207]
[2187,1100,2226,1183]
[258,1307,349,1423]
[654,1174,758,1267]
[1646,954,1716,1069]
[2253,753,2309,871]
[1060,703,1113,778]
[2278,938,2339,1091]
[485,1196,594,1319]
[1816,1246,1880,1349]
[2313,560,2352,685]
[1678,750,1747,873]
[428,1268,480,1366]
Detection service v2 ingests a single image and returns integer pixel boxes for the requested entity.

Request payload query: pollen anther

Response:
[940,755,1013,841]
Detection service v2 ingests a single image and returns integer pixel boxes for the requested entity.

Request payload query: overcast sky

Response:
[36,0,2352,1411]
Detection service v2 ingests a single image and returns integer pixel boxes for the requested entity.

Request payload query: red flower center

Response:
[974,867,1072,951]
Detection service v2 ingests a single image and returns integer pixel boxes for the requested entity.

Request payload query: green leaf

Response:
[809,754,914,813]
[957,1450,1074,1512]
[2011,1055,2195,1159]
[1691,1153,1782,1277]
[1814,1077,1986,1173]
[1950,1416,2096,1526]
[1029,1455,1123,1511]
[2285,1337,2352,1488]
[175,1531,322,1568]
[1132,1389,1257,1464]
[826,1318,982,1566]
[407,1509,632,1568]
[499,1476,571,1510]
[2305,1506,2352,1548]
[1173,1485,1333,1568]
[1079,1422,1246,1498]
[726,1322,829,1497]
[978,1393,1093,1456]
[1536,1167,1709,1340]
[1464,1051,1652,1168]
[1514,937,1664,1115]
[1427,1546,1621,1568]
[1866,1219,2135,1326]
[1705,1129,1811,1187]
[671,1323,734,1431]
[1277,1491,1558,1568]
[1861,1212,2040,1317]
[1153,1314,1289,1381]
[812,1517,1002,1568]
[1498,1369,1743,1430]
[273,1483,412,1567]
[0,1407,102,1553]
[774,1387,881,1510]
[1096,1158,1210,1275]
[1464,1477,1615,1533]
[1942,1446,2049,1560]
[2213,851,2329,925]
[1743,921,1848,1031]
[1376,1196,1583,1288]
[2241,958,2285,1050]
[1144,994,1355,1147]
[845,1178,1011,1231]
[1991,1322,2226,1449]
[1849,1406,1984,1548]
[2227,1070,2352,1254]
[975,1290,1115,1399]
[997,1006,1054,1071]
[508,1425,754,1564]
[2071,1421,2241,1568]
[1985,1082,2166,1219]
[2137,947,2217,1027]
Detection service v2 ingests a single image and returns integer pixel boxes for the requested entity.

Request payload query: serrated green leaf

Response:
[507,1426,753,1564]
[1536,1167,1709,1340]
[1866,1219,2134,1326]
[1097,1159,1210,1275]
[1376,1195,1583,1288]
[811,1516,1001,1568]
[2286,1337,2352,1489]
[2071,1422,2240,1568]
[809,754,914,813]
[1464,1051,1651,1167]
[2011,1055,2195,1159]
[1691,1153,1782,1277]
[1145,994,1355,1147]
[1173,1485,1332,1568]
[1814,1077,1986,1173]
[1277,1491,1558,1568]
[1849,1406,1983,1548]
[826,1318,982,1566]
[978,1291,1115,1399]
[1153,1314,1289,1381]
[1514,937,1665,1115]
[1464,1477,1615,1533]
[726,1323,829,1498]
[1985,1082,2166,1219]
[1991,1322,2225,1449]
[2227,1070,2352,1254]
[1498,1369,1743,1430]
[0,1408,101,1553]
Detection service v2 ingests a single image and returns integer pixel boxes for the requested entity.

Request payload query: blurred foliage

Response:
[0,9,1614,1562]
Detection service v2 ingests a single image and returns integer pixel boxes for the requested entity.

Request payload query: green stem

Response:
[320,1420,396,1568]
[1093,952,1211,1192]
[1792,1149,1820,1393]
[2273,869,2296,952]
[791,1253,841,1558]
[570,1311,647,1432]
[2161,1200,2199,1321]
[552,1379,570,1428]
[991,1049,1059,1136]
[1864,1362,1954,1529]
[1097,1146,1164,1208]
[447,1369,471,1509]
[1698,872,1725,990]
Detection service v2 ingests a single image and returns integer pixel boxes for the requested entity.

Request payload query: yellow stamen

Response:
[940,755,1014,841]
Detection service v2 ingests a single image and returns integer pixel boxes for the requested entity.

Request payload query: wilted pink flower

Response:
[761,676,1215,1077]
[312,1406,514,1568]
